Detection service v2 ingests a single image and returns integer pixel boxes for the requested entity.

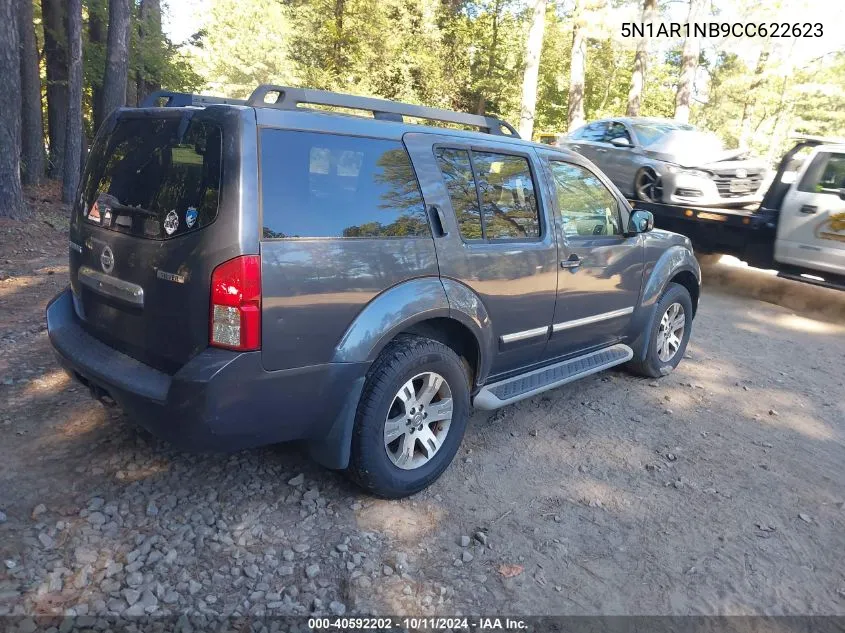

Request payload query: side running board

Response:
[473,344,633,410]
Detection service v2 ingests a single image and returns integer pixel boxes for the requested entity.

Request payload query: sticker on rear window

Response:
[164,210,179,235]
[185,207,198,228]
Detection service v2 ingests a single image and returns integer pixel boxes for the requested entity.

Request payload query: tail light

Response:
[210,255,261,351]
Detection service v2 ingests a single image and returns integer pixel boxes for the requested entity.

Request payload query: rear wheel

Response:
[627,283,693,378]
[347,335,470,498]
[634,168,664,203]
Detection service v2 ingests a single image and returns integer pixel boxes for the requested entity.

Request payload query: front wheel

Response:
[627,283,693,378]
[634,168,664,203]
[346,334,470,498]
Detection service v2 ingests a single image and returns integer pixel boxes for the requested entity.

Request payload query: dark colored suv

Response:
[46,85,700,498]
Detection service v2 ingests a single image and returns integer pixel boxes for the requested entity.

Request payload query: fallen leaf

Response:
[498,564,524,578]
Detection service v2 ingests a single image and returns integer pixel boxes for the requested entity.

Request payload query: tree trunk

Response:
[136,0,162,105]
[89,0,106,132]
[0,0,26,219]
[41,0,68,178]
[518,0,547,140]
[62,0,83,204]
[567,0,586,132]
[19,0,46,185]
[626,0,656,117]
[674,0,703,123]
[476,0,502,116]
[101,0,131,122]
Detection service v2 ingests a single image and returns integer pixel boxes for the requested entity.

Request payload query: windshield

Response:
[77,115,222,240]
[631,121,697,147]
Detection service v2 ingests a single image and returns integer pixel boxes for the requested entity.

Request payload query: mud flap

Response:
[307,376,365,470]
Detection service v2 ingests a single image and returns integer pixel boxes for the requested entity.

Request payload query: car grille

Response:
[710,170,765,198]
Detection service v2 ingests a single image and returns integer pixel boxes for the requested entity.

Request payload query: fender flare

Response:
[332,276,452,364]
[629,245,701,361]
[312,277,494,470]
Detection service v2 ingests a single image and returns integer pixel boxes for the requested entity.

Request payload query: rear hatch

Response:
[69,108,243,373]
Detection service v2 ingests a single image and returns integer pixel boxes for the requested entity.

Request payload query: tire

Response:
[346,334,470,498]
[626,283,693,378]
[634,167,663,203]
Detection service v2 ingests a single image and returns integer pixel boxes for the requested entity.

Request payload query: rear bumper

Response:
[46,288,369,451]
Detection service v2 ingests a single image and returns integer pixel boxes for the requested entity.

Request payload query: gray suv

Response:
[46,86,701,498]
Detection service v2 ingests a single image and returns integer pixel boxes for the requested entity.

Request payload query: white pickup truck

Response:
[770,138,845,282]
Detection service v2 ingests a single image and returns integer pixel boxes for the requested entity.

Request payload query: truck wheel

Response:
[347,334,470,498]
[634,168,663,203]
[627,283,693,378]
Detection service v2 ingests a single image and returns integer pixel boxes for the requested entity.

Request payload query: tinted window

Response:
[798,153,845,194]
[434,148,483,239]
[78,116,222,240]
[604,122,631,144]
[549,162,622,237]
[260,130,429,238]
[575,122,608,142]
[473,152,540,239]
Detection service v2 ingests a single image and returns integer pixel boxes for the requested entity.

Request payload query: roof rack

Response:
[140,90,247,108]
[246,85,519,137]
[138,86,519,138]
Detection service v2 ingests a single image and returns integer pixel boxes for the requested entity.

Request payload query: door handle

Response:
[799,205,818,214]
[596,148,608,153]
[428,205,448,237]
[560,254,582,269]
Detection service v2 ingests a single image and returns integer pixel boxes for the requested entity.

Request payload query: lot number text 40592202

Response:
[308,616,529,630]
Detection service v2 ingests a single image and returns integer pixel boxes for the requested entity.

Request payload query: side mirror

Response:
[839,188,845,201]
[610,136,632,148]
[629,209,654,234]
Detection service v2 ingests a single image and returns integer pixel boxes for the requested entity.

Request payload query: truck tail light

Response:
[210,255,261,351]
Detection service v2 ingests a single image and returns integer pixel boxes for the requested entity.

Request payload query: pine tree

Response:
[101,0,131,121]
[62,0,84,204]
[0,0,26,219]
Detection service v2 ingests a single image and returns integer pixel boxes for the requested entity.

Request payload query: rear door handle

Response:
[596,148,608,153]
[428,205,448,237]
[800,205,818,214]
[560,254,582,269]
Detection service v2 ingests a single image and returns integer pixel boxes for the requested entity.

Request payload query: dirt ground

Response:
[1,185,844,621]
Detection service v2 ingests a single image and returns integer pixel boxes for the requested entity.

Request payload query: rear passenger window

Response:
[473,152,540,239]
[435,148,540,241]
[260,130,429,239]
[574,122,608,142]
[434,148,483,239]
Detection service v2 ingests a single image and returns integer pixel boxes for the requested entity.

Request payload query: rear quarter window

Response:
[259,130,430,239]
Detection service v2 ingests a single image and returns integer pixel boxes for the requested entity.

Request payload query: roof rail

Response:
[140,90,247,108]
[246,84,520,138]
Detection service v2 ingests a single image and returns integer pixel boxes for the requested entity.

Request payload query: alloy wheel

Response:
[656,302,685,362]
[384,372,454,470]
[636,170,664,203]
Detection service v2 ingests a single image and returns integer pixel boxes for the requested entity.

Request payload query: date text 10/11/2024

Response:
[308,617,529,630]
[620,22,823,38]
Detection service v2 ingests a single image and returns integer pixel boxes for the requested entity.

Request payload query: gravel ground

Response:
[1,187,845,625]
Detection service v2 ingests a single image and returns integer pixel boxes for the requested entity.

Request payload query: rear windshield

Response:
[77,115,222,240]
